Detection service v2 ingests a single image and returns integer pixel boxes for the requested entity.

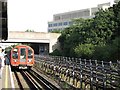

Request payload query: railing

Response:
[34,55,120,90]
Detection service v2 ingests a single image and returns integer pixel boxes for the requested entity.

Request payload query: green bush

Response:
[74,44,95,59]
[93,37,120,61]
[93,45,111,61]
[49,49,62,56]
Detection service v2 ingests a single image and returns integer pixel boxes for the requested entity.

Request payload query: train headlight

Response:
[14,60,17,62]
[28,59,32,62]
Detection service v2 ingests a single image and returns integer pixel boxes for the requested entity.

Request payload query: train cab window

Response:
[12,48,18,59]
[20,48,26,59]
[28,48,33,58]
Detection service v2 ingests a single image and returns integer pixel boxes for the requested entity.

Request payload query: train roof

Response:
[13,45,32,49]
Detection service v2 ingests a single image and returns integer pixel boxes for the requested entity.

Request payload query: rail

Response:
[13,69,59,90]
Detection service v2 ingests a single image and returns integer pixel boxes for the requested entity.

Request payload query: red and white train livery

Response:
[10,45,34,69]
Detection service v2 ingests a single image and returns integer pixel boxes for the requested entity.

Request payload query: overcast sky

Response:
[8,0,114,32]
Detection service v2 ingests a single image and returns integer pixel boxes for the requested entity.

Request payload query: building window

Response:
[58,22,62,26]
[53,23,57,26]
[63,22,68,25]
[69,21,73,25]
[48,24,52,27]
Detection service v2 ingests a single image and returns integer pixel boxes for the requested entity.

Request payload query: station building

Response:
[0,0,8,41]
[48,2,111,32]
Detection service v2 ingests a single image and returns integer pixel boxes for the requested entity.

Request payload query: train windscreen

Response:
[20,48,26,62]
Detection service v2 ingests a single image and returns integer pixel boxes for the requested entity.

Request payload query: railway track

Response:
[13,69,59,90]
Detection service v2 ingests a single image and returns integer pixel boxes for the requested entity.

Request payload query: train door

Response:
[20,47,27,64]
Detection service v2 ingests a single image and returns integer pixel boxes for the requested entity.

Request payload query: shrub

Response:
[49,49,62,56]
[74,44,95,59]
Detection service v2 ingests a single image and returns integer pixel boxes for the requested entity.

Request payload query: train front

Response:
[10,45,34,69]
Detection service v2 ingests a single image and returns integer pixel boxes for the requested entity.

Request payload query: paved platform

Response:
[0,57,14,90]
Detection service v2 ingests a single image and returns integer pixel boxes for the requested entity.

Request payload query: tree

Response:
[50,30,62,33]
[57,2,120,61]
[93,8,115,44]
[49,49,62,56]
[113,1,120,38]
[74,44,95,59]
[25,29,34,32]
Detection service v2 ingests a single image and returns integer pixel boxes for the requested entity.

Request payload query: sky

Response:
[8,0,114,32]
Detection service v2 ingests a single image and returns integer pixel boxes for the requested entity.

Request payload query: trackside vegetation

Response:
[51,1,120,62]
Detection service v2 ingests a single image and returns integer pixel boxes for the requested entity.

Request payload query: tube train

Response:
[10,45,34,69]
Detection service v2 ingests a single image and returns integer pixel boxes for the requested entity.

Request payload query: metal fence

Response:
[35,55,120,90]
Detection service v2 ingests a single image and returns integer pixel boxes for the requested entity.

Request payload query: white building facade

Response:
[48,2,111,32]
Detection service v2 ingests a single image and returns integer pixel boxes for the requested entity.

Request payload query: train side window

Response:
[12,48,18,59]
[28,48,33,58]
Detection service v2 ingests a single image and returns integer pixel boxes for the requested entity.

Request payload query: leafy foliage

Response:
[113,1,120,37]
[49,49,61,56]
[52,2,120,61]
[74,44,95,59]
[25,29,34,32]
[50,30,62,33]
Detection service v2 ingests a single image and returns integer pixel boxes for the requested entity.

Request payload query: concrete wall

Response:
[7,31,61,53]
